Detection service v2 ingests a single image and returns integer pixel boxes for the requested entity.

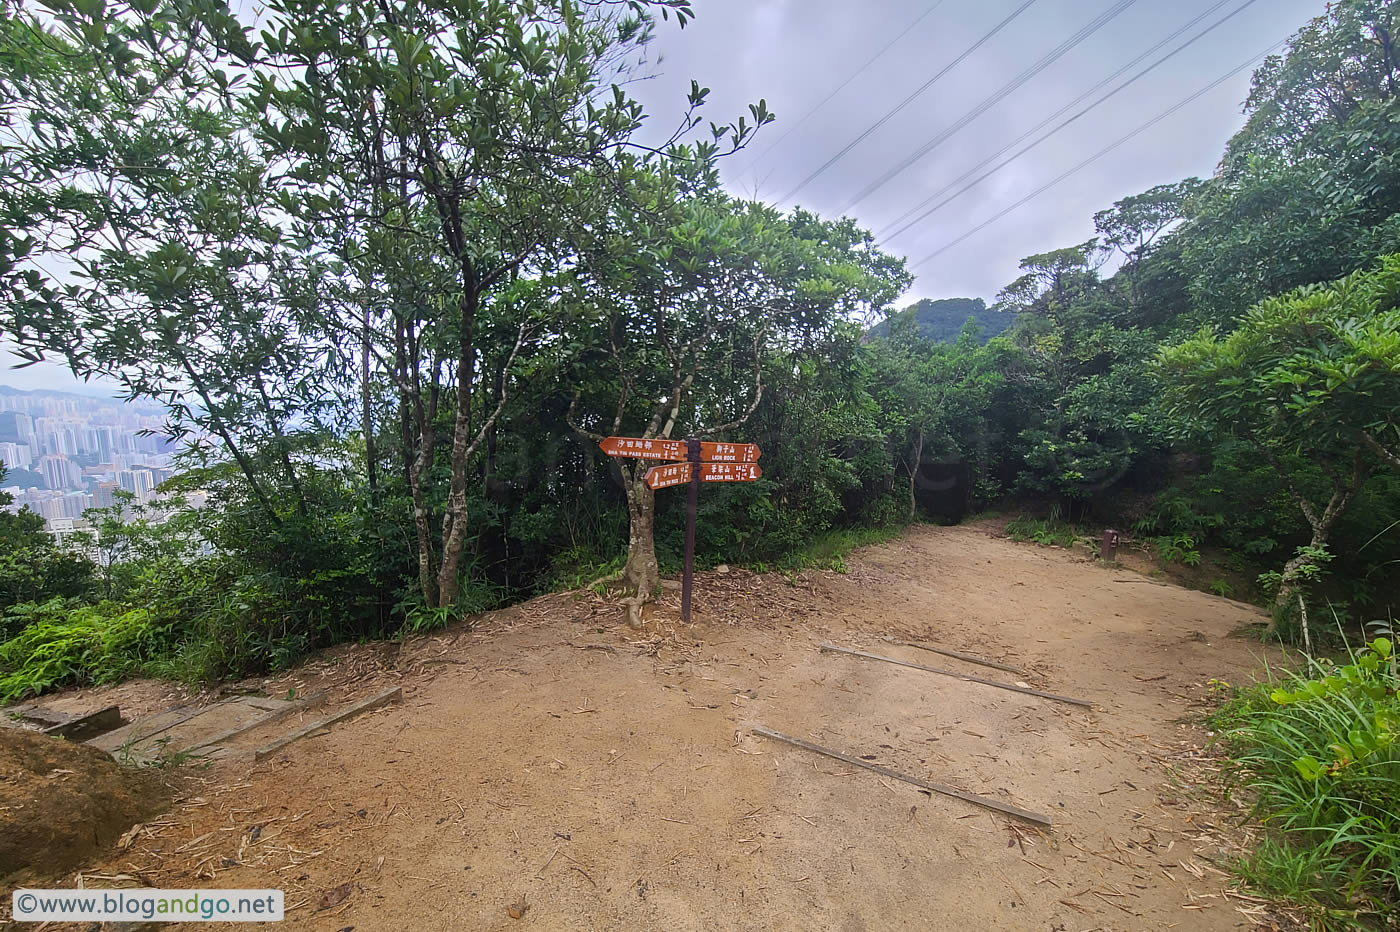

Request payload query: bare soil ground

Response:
[0,727,170,882]
[7,521,1292,930]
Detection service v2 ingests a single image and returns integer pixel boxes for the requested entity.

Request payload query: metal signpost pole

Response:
[681,436,701,623]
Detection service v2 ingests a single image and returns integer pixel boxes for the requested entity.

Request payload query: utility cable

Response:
[880,0,1261,243]
[840,0,1141,214]
[778,0,1042,205]
[746,0,949,175]
[907,38,1286,270]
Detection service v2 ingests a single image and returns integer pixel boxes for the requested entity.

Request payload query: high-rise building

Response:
[88,426,116,462]
[62,491,91,518]
[39,454,82,491]
[0,441,32,470]
[93,481,119,508]
[0,411,33,444]
[118,468,155,502]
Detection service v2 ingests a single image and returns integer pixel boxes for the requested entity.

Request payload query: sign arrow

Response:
[602,437,761,463]
[644,462,763,490]
[700,463,762,482]
[644,462,692,491]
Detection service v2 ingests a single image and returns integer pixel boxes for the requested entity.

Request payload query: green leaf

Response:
[1292,755,1323,781]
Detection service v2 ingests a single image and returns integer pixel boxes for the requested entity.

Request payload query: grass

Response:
[1004,515,1082,549]
[756,523,905,575]
[1209,640,1400,928]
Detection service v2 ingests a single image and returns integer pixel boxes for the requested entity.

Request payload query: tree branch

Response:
[566,387,606,443]
[697,329,765,438]
[1361,429,1400,473]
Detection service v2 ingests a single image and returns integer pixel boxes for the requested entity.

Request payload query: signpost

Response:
[599,436,760,463]
[642,462,764,490]
[601,435,763,622]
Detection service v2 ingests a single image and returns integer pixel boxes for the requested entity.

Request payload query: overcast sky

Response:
[629,0,1321,299]
[3,0,1324,393]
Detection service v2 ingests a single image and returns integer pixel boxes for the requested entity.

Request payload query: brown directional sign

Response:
[644,462,763,490]
[645,462,693,491]
[601,436,689,460]
[700,463,762,482]
[700,443,761,464]
[601,437,761,463]
[613,434,763,625]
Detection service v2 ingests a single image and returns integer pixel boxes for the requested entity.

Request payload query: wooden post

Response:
[681,436,700,623]
[1102,528,1120,562]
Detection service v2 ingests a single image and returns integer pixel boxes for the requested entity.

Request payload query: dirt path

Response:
[66,523,1283,930]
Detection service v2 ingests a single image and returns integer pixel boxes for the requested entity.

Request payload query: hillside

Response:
[866,297,1014,344]
[8,523,1275,928]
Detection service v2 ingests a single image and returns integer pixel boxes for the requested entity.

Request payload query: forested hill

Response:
[866,298,1013,344]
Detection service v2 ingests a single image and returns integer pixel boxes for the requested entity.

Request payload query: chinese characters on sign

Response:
[600,437,760,463]
[644,462,692,490]
[642,462,764,490]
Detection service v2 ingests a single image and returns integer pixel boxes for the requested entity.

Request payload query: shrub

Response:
[0,600,175,701]
[1005,516,1079,548]
[1213,640,1400,926]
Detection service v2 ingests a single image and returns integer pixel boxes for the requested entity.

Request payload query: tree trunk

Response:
[436,275,480,608]
[410,423,438,608]
[621,467,660,598]
[168,342,280,526]
[1267,450,1362,636]
[394,316,415,491]
[908,428,924,524]
[1272,526,1330,636]
[255,377,307,518]
[362,299,378,498]
[483,360,503,496]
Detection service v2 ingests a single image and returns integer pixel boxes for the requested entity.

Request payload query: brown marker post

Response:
[681,436,701,623]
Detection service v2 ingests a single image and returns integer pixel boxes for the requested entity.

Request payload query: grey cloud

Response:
[627,0,1324,303]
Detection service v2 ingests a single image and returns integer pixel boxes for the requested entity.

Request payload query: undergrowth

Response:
[767,523,905,574]
[1005,515,1081,549]
[0,599,175,702]
[1209,640,1400,928]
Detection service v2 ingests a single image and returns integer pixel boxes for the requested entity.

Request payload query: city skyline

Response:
[0,383,179,533]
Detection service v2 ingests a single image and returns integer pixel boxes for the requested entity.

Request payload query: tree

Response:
[1182,0,1400,320]
[0,0,772,611]
[1157,254,1400,634]
[989,239,1158,512]
[1226,0,1399,162]
[1093,180,1201,309]
[868,319,1000,522]
[994,240,1102,319]
[0,0,326,526]
[1005,323,1157,511]
[566,172,907,605]
[236,0,772,609]
[0,465,94,609]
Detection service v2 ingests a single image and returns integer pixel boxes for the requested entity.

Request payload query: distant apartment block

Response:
[0,387,186,531]
[39,454,83,491]
[0,441,31,470]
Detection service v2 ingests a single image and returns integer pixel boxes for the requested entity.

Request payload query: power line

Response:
[839,0,1141,214]
[745,0,949,177]
[907,38,1285,271]
[778,0,1042,206]
[879,0,1259,243]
